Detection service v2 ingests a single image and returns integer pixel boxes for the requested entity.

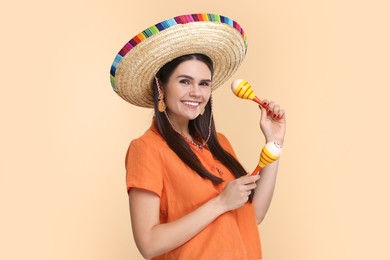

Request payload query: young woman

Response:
[110,14,286,260]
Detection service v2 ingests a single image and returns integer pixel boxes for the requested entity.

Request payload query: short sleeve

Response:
[125,138,164,197]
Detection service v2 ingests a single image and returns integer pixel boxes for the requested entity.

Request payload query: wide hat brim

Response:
[110,14,248,108]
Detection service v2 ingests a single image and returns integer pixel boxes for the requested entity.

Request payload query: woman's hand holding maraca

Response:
[230,79,286,146]
[217,175,261,212]
[259,99,286,146]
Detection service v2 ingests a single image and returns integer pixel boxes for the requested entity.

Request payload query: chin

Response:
[186,112,201,120]
[187,115,199,120]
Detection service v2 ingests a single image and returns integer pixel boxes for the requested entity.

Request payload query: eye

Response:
[179,79,190,85]
[200,81,211,87]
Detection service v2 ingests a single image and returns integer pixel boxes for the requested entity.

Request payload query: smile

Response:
[182,101,201,107]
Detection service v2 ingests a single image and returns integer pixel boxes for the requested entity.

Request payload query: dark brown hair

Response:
[153,54,250,193]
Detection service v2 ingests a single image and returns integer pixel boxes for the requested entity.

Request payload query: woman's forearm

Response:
[252,160,279,224]
[129,190,225,259]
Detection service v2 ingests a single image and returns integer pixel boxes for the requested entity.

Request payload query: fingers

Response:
[238,175,260,185]
[229,175,259,196]
[238,184,254,204]
[220,175,260,211]
[238,176,259,195]
[242,191,252,203]
[262,99,285,120]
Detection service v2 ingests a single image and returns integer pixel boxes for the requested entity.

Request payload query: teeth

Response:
[183,101,200,106]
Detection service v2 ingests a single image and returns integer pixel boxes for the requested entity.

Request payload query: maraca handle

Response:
[249,165,261,176]
[253,97,269,110]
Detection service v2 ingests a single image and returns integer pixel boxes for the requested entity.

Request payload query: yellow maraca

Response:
[231,79,269,110]
[249,141,282,175]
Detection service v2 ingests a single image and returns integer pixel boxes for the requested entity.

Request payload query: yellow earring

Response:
[155,77,166,112]
[158,92,166,112]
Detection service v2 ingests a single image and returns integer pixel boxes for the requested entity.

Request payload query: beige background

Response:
[1,0,390,259]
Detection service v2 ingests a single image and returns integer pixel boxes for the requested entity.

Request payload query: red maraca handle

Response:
[253,97,269,110]
[249,165,262,176]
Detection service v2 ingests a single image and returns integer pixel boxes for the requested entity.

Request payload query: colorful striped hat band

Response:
[110,13,248,108]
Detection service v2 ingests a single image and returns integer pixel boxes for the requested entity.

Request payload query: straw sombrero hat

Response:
[110,13,248,108]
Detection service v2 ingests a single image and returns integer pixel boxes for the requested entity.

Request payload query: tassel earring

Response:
[158,92,166,112]
[155,77,166,112]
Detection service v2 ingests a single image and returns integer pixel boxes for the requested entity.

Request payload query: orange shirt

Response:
[126,121,262,259]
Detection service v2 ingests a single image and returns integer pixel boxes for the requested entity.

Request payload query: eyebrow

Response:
[176,74,212,82]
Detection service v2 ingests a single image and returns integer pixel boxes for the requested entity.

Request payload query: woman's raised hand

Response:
[259,100,286,146]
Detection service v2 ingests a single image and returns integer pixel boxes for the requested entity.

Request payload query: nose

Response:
[189,84,201,97]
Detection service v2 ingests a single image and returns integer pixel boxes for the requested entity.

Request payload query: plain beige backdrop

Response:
[1,0,390,259]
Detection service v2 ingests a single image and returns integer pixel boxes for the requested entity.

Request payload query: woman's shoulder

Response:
[126,125,168,164]
[215,132,239,159]
[130,125,165,148]
[216,132,234,151]
[216,132,229,143]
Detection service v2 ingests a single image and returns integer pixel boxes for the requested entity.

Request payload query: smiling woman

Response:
[110,13,286,259]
